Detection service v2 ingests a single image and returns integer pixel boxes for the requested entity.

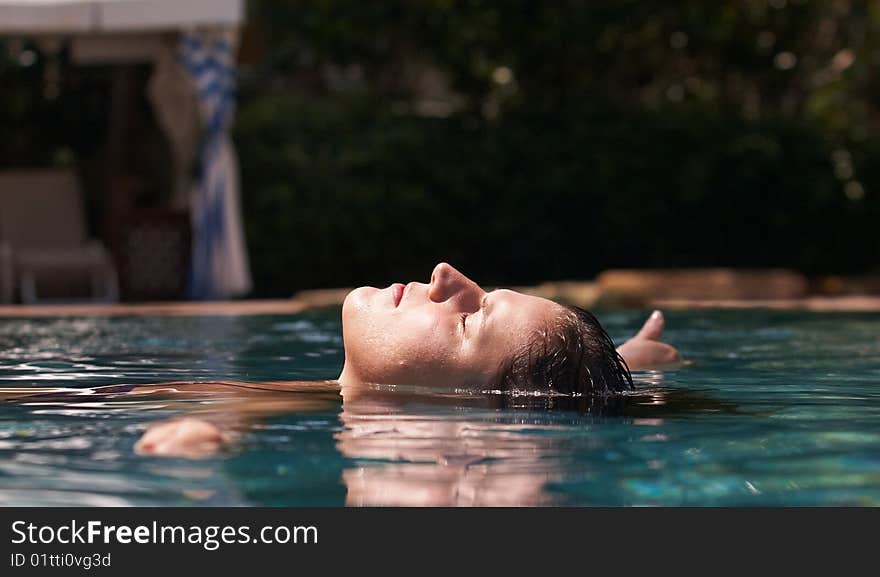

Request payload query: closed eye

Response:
[461,296,488,334]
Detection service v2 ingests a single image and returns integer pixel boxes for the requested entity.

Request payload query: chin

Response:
[345,286,379,306]
[340,286,377,349]
[341,289,359,331]
[343,286,373,319]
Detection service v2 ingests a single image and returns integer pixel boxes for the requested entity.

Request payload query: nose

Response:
[428,263,484,309]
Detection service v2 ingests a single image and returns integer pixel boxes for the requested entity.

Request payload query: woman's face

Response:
[339,263,562,388]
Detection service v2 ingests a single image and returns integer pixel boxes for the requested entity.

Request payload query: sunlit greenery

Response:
[233,0,879,295]
[2,1,878,296]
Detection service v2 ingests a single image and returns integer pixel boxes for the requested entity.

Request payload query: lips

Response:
[391,283,405,307]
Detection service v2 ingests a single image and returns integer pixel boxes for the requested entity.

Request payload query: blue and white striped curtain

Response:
[179,30,252,299]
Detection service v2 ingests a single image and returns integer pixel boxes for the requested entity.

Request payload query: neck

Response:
[337,362,361,390]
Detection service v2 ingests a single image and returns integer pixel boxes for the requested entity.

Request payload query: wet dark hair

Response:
[488,305,633,397]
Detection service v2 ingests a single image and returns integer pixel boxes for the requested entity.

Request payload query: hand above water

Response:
[616,310,682,371]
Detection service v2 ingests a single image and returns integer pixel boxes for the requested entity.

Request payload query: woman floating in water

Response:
[4,263,681,460]
[135,263,681,457]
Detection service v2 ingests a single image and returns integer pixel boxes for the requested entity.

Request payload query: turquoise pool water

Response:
[0,309,878,506]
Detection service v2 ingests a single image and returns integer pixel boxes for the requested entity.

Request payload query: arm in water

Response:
[132,311,682,458]
[0,311,681,458]
[0,380,340,458]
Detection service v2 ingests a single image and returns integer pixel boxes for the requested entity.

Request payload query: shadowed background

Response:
[1,0,878,298]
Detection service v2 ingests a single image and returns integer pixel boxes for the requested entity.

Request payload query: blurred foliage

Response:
[236,0,880,295]
[3,2,880,296]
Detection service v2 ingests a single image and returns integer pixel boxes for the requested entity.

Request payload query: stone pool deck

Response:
[651,295,880,312]
[0,300,311,317]
[0,291,878,317]
[0,269,877,316]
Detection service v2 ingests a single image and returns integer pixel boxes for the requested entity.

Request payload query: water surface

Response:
[0,309,878,506]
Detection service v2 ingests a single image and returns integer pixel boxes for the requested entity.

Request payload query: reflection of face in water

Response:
[337,394,562,506]
[334,383,739,506]
[3,378,738,506]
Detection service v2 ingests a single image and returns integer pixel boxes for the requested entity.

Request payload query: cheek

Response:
[358,323,434,381]
[376,330,472,387]
[343,306,461,385]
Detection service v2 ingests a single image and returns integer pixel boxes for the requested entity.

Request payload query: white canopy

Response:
[0,0,242,34]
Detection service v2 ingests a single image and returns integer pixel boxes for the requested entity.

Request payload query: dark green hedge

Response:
[236,91,878,295]
[3,2,878,297]
[236,1,880,295]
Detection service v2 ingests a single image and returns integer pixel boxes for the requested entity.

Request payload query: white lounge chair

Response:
[0,169,118,303]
